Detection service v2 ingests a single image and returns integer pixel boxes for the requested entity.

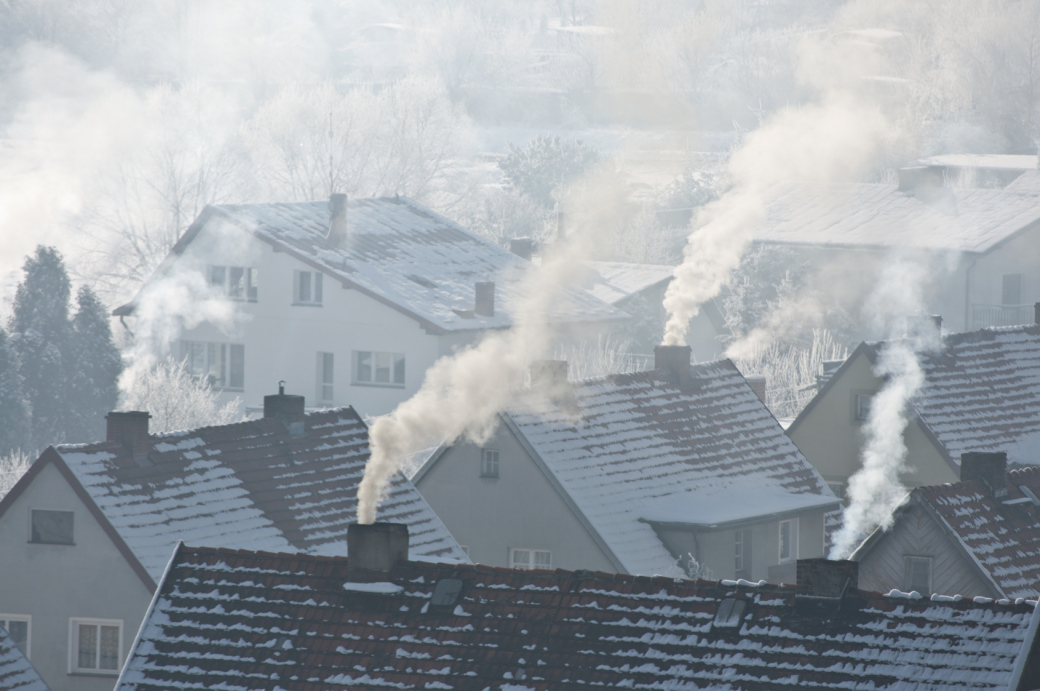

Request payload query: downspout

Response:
[119,315,134,338]
[964,253,978,332]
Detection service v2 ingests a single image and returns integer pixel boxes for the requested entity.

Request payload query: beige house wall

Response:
[414,421,617,573]
[0,463,154,691]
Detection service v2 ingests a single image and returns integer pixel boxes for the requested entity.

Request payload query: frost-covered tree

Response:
[66,286,122,443]
[10,246,72,449]
[0,449,32,499]
[499,135,601,209]
[120,357,241,434]
[0,329,31,457]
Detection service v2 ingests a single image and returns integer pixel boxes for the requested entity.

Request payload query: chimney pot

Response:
[796,559,858,597]
[328,193,348,246]
[960,451,1008,497]
[745,375,767,404]
[347,522,409,582]
[654,345,692,385]
[475,281,495,317]
[1034,302,1040,326]
[106,411,151,463]
[264,385,306,437]
[509,237,535,261]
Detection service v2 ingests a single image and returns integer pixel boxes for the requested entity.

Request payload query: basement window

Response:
[713,598,748,628]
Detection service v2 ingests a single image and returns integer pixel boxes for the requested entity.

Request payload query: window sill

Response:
[28,540,74,546]
[291,302,323,307]
[351,382,406,389]
[215,387,244,393]
[479,474,499,480]
[69,671,119,678]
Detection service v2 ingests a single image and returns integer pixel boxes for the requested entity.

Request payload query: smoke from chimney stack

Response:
[347,522,409,582]
[654,345,691,385]
[509,237,535,261]
[328,193,348,246]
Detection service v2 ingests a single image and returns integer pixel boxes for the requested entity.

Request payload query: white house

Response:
[0,391,465,691]
[412,346,840,582]
[114,195,628,418]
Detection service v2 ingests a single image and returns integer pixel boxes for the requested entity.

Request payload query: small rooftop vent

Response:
[429,578,464,609]
[712,598,748,628]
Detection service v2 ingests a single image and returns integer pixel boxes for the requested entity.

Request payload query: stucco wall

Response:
[0,463,154,691]
[414,420,617,573]
[969,224,1040,323]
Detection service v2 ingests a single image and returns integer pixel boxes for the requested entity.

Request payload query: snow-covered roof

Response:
[0,626,48,691]
[501,360,838,575]
[118,543,1040,691]
[581,261,673,305]
[118,196,626,333]
[52,408,466,582]
[754,182,1040,253]
[919,154,1039,171]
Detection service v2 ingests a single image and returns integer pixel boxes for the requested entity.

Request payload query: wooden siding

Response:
[856,503,1000,598]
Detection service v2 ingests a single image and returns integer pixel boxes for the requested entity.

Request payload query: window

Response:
[510,548,551,570]
[1003,273,1023,305]
[779,518,798,563]
[209,265,258,301]
[735,529,752,577]
[31,509,73,544]
[353,351,405,387]
[178,340,245,390]
[0,616,30,658]
[712,598,747,628]
[481,449,500,478]
[317,352,334,402]
[854,393,872,421]
[70,619,121,675]
[293,270,323,305]
[904,556,932,594]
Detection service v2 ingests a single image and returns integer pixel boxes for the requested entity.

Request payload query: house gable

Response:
[854,500,1001,598]
[413,416,620,572]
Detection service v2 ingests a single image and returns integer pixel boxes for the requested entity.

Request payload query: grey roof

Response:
[118,197,627,333]
[754,182,1040,253]
[582,261,673,305]
[0,625,48,691]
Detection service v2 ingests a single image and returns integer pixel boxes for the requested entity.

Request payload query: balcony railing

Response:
[970,303,1035,329]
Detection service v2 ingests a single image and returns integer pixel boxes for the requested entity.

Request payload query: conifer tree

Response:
[0,329,31,456]
[9,246,72,449]
[66,286,122,442]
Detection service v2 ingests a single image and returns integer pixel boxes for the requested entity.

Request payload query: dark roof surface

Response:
[55,408,466,580]
[0,625,48,691]
[118,545,1039,691]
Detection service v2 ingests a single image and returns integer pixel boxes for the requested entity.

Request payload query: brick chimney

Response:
[906,314,942,341]
[328,193,348,246]
[264,382,306,437]
[654,345,691,385]
[961,451,1008,498]
[475,281,495,317]
[509,237,535,261]
[106,411,151,463]
[797,559,859,597]
[1034,302,1040,325]
[745,375,767,404]
[347,522,409,582]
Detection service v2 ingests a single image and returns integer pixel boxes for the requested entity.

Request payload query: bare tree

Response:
[119,356,241,434]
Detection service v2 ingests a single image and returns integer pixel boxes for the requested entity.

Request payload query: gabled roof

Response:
[0,626,49,691]
[118,544,1040,691]
[50,408,466,582]
[581,261,673,305]
[790,326,1040,468]
[918,154,1039,172]
[754,182,1040,253]
[419,360,838,576]
[115,197,627,333]
[856,466,1040,599]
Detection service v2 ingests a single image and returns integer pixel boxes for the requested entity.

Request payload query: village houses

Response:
[0,388,464,691]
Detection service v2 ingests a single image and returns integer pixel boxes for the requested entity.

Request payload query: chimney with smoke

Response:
[897,166,944,193]
[264,381,306,437]
[107,411,151,464]
[328,193,348,246]
[530,359,577,414]
[745,375,767,404]
[556,211,566,240]
[961,451,1008,498]
[509,237,535,261]
[654,345,691,385]
[906,314,942,342]
[1034,302,1040,325]
[796,558,859,597]
[475,281,495,317]
[347,522,409,582]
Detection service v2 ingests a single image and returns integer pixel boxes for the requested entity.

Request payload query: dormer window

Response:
[294,270,323,306]
[209,265,258,301]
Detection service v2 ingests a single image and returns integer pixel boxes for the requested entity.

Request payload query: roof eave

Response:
[641,498,843,532]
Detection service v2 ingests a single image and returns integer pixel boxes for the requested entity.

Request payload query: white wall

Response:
[0,463,154,691]
[969,224,1040,327]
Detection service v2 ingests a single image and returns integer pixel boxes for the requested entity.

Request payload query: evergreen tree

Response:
[498,135,601,209]
[0,328,31,456]
[66,286,122,442]
[9,246,72,449]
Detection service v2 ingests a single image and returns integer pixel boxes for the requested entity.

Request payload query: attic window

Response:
[713,598,747,628]
[406,274,437,289]
[429,579,464,609]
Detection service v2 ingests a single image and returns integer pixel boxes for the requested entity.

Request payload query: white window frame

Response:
[293,269,323,306]
[854,393,872,421]
[179,340,245,391]
[29,508,74,545]
[904,555,933,594]
[734,530,747,574]
[208,265,258,302]
[68,618,122,675]
[509,548,551,570]
[778,518,798,564]
[0,614,31,659]
[352,350,406,388]
[480,448,500,478]
[317,352,334,402]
